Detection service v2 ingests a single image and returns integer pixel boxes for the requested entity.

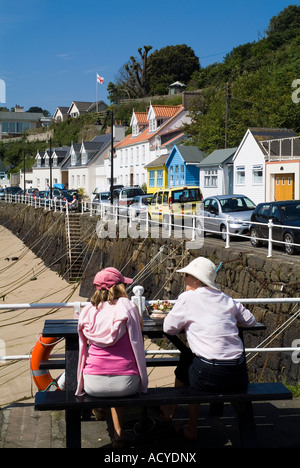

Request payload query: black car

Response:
[4,186,22,196]
[250,200,300,254]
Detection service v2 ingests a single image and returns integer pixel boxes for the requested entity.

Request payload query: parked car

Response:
[128,194,153,220]
[92,189,121,211]
[250,200,300,255]
[197,194,256,240]
[4,186,22,196]
[21,188,39,200]
[59,189,80,204]
[91,185,123,201]
[117,186,145,211]
[92,191,111,209]
[0,188,5,200]
[149,186,203,228]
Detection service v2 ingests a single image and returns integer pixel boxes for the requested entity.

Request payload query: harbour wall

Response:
[1,202,300,385]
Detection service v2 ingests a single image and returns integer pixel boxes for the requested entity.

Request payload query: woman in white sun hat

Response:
[163,256,257,441]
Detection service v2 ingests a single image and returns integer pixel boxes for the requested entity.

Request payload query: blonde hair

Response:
[91,283,128,308]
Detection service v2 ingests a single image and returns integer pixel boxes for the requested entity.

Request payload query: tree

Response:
[108,46,152,103]
[26,106,51,116]
[147,44,200,95]
[107,44,200,103]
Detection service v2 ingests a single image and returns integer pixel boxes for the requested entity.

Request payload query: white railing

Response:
[1,288,300,362]
[3,195,300,257]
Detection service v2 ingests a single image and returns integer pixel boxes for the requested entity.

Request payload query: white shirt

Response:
[163,287,257,360]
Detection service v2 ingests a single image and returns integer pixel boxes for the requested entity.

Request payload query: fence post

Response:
[267,218,273,258]
[225,216,230,248]
[131,285,145,317]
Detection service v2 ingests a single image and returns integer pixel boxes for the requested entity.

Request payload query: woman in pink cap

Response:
[76,267,148,447]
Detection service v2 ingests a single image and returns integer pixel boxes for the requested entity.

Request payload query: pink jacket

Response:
[76,297,148,396]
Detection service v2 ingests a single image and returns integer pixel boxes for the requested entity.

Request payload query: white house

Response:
[198,147,237,198]
[67,136,112,197]
[233,128,299,205]
[53,106,69,123]
[32,147,70,190]
[110,104,191,188]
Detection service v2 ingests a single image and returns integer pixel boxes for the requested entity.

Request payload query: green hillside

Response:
[184,4,300,152]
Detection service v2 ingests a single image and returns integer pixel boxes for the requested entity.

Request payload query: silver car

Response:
[197,195,256,240]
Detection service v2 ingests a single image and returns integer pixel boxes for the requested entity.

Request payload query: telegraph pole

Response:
[225,83,231,148]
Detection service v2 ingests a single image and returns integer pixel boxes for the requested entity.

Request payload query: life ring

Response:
[30,335,64,391]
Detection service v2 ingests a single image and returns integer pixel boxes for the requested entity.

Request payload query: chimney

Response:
[15,105,24,113]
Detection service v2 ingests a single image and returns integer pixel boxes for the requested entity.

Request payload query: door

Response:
[274,174,294,201]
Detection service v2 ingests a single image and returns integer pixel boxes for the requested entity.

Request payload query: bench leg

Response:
[232,401,258,448]
[65,409,81,448]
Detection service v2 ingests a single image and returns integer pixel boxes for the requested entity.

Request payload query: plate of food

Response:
[149,312,168,323]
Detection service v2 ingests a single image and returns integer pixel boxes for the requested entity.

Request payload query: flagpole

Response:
[96,75,98,113]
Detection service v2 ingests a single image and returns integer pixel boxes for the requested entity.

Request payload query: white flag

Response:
[97,74,104,84]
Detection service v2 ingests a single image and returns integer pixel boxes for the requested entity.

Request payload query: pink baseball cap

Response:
[93,267,133,290]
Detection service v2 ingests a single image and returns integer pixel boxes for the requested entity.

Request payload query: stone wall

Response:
[1,201,300,385]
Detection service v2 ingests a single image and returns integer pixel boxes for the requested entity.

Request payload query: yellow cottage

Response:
[144,154,169,194]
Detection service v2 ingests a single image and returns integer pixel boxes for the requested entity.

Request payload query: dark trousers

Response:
[175,348,248,392]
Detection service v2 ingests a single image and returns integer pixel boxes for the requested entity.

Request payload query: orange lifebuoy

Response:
[30,335,62,391]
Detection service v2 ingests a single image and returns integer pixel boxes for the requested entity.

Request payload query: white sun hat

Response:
[177,257,220,290]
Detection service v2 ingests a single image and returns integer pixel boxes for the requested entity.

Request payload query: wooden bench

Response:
[35,382,292,449]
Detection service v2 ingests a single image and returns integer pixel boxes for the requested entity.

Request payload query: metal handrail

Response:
[1,293,300,361]
[3,194,300,257]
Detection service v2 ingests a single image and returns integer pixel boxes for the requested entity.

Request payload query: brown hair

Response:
[91,283,128,308]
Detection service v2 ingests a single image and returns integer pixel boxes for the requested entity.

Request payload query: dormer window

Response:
[37,156,41,168]
[81,151,88,165]
[71,152,77,166]
[45,155,49,167]
[53,156,58,167]
[132,124,138,136]
[149,118,156,132]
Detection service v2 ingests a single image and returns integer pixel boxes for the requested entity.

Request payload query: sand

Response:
[0,226,175,407]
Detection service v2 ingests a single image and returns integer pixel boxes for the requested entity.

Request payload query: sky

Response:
[0,0,298,116]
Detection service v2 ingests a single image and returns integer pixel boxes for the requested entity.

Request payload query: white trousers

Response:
[83,374,140,397]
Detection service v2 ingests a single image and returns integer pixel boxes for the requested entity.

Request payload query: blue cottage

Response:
[166,145,205,187]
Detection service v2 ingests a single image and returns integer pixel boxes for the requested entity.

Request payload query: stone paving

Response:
[2,399,300,449]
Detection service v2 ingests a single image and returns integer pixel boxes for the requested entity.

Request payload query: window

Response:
[252,165,263,185]
[149,170,155,188]
[236,166,245,185]
[149,119,156,132]
[132,124,138,136]
[204,170,218,187]
[2,121,31,134]
[157,170,163,187]
[81,152,88,165]
[71,153,77,166]
[130,148,133,165]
